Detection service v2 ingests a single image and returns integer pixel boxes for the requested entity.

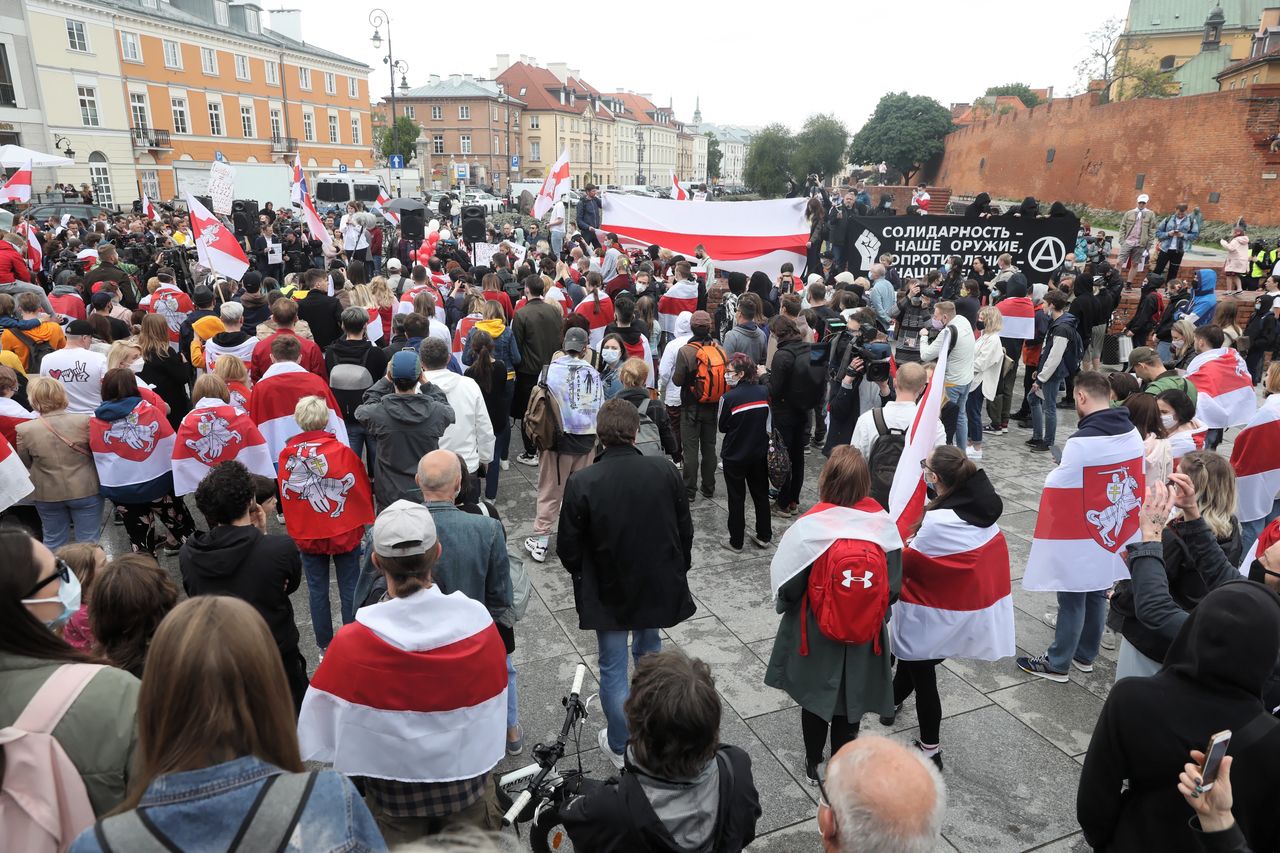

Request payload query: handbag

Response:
[767,428,792,489]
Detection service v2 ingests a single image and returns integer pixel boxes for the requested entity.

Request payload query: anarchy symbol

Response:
[1027,236,1067,273]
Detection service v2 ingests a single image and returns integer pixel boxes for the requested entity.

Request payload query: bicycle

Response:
[498,664,596,852]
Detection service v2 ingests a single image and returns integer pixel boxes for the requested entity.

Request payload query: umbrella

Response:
[381,197,425,213]
[0,145,74,168]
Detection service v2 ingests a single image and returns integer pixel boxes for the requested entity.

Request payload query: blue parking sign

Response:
[338,164,347,173]
[511,155,520,169]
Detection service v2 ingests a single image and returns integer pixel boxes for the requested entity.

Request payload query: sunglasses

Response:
[24,559,72,599]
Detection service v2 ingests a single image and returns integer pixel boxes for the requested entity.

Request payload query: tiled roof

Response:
[496,62,613,120]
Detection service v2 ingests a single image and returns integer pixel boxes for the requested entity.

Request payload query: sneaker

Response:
[747,531,772,549]
[803,444,813,455]
[1015,419,1032,429]
[515,453,539,467]
[1057,399,1074,410]
[1030,441,1052,453]
[500,459,510,471]
[524,536,548,563]
[1024,437,1042,447]
[984,422,1007,436]
[966,447,983,461]
[160,539,183,556]
[1101,628,1118,651]
[1072,657,1095,673]
[1016,654,1069,683]
[1044,611,1058,628]
[771,504,796,518]
[701,489,715,500]
[597,727,625,770]
[811,436,826,449]
[804,758,821,786]
[879,703,901,726]
[722,539,744,553]
[913,739,944,771]
[507,725,524,756]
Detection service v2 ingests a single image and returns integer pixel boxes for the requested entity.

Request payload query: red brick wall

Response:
[934,86,1280,226]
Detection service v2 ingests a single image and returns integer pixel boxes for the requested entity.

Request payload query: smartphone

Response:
[1199,729,1232,791]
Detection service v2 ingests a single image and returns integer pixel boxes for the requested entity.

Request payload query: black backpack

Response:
[10,328,55,373]
[1060,323,1084,378]
[784,344,826,410]
[327,345,378,420]
[868,407,907,511]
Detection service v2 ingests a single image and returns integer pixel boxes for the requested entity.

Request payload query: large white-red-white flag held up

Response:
[186,193,249,281]
[1023,428,1146,592]
[671,173,687,200]
[142,194,160,221]
[995,296,1035,340]
[1185,346,1256,429]
[886,329,951,539]
[0,159,32,204]
[301,192,333,250]
[532,148,571,219]
[1231,394,1280,524]
[17,222,41,271]
[290,153,307,206]
[372,190,400,226]
[601,193,808,279]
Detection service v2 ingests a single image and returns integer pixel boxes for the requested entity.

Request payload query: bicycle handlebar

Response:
[499,663,590,828]
[502,789,533,827]
[571,663,585,698]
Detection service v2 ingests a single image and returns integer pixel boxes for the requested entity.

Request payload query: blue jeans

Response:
[1242,498,1280,558]
[1030,374,1064,446]
[965,385,986,446]
[1157,340,1173,366]
[507,655,519,729]
[551,230,565,257]
[301,547,361,649]
[1047,589,1108,673]
[35,495,104,550]
[345,421,377,477]
[832,245,845,272]
[596,629,662,753]
[946,384,970,449]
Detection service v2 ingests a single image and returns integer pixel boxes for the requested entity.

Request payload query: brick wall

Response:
[933,86,1280,226]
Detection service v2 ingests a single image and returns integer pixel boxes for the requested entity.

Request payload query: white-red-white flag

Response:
[17,222,41,271]
[0,435,33,513]
[372,190,400,226]
[769,500,904,600]
[886,328,951,539]
[995,296,1035,340]
[142,194,159,221]
[0,159,32,204]
[1185,347,1256,429]
[532,148,570,219]
[301,192,333,250]
[1231,394,1280,523]
[290,153,307,206]
[186,193,249,281]
[671,173,688,201]
[1240,517,1280,575]
[656,280,700,335]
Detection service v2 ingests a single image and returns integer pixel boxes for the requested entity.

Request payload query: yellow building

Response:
[1119,0,1266,95]
[1216,7,1280,89]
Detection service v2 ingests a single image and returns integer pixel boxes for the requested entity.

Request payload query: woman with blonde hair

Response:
[16,376,102,549]
[213,353,253,411]
[1169,318,1198,372]
[138,314,191,428]
[966,305,1005,461]
[367,275,396,340]
[71,596,385,851]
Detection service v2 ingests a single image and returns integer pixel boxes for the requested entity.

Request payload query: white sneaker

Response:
[524,536,548,563]
[966,447,983,461]
[1100,628,1117,651]
[597,727,625,770]
[1044,611,1058,628]
[500,459,510,471]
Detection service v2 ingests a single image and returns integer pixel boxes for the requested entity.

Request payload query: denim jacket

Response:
[71,755,386,853]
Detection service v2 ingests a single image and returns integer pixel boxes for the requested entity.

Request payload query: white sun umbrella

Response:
[0,144,74,168]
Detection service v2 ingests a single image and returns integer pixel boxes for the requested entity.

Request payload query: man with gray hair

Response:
[419,337,494,503]
[819,736,946,853]
[202,299,256,372]
[867,264,896,327]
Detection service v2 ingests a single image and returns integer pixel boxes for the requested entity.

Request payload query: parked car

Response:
[462,192,502,215]
[23,202,117,223]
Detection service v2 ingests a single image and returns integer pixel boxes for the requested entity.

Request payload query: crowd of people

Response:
[2,182,1280,853]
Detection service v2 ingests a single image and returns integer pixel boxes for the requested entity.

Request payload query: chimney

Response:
[548,62,569,83]
[463,73,473,81]
[449,74,462,84]
[569,68,581,82]
[268,8,303,41]
[430,74,440,85]
[496,53,510,71]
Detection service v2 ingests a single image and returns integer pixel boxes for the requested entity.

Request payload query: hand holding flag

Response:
[671,172,688,201]
[186,193,250,281]
[532,148,570,219]
[0,159,32,204]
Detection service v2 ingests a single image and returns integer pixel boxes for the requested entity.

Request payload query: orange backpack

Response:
[689,341,728,404]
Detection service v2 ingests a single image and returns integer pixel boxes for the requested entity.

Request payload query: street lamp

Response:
[369,8,409,197]
[582,105,595,185]
[634,126,643,185]
[53,134,76,160]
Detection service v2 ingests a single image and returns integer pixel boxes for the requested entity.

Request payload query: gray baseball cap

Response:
[372,499,438,557]
[563,327,589,353]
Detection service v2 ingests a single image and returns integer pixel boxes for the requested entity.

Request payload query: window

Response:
[404,105,414,119]
[530,141,541,161]
[529,115,539,129]
[77,86,99,127]
[141,0,157,7]
[246,11,260,34]
[348,76,358,98]
[1159,54,1176,72]
[328,113,339,143]
[140,169,160,199]
[431,105,442,120]
[350,116,361,145]
[130,92,149,129]
[208,101,223,136]
[88,152,113,205]
[0,45,16,108]
[494,135,499,152]
[460,134,471,154]
[240,104,255,138]
[200,47,218,75]
[458,105,470,120]
[432,134,444,154]
[120,31,141,62]
[324,72,335,95]
[171,97,189,133]
[163,39,182,69]
[214,0,229,26]
[66,20,88,52]
[302,111,314,142]
[492,106,498,121]
[234,54,250,81]
[269,108,282,138]
[299,67,311,90]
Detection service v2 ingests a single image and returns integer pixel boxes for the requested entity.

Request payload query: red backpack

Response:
[800,538,890,655]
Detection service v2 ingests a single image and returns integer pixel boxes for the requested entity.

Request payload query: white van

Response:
[314,173,385,206]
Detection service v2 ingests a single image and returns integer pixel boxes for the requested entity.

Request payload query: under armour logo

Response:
[841,569,874,589]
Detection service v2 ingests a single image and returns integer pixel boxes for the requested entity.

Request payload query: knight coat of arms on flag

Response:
[1083,461,1144,552]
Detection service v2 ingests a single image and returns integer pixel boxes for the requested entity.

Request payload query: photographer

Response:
[894,279,937,364]
[280,229,315,277]
[83,244,141,310]
[824,309,891,454]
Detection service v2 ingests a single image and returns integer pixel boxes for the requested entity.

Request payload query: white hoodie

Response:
[659,311,694,407]
[422,368,494,473]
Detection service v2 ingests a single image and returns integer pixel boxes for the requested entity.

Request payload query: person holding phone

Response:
[1179,749,1246,850]
[1078,480,1280,853]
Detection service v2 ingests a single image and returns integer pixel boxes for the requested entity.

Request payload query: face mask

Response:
[130,358,144,374]
[726,373,740,387]
[1161,413,1177,430]
[930,318,944,330]
[636,283,648,293]
[601,349,621,365]
[1171,340,1184,351]
[21,565,81,631]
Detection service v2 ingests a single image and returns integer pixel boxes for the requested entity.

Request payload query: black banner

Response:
[846,214,1079,284]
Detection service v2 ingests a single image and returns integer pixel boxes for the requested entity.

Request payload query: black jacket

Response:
[717,382,769,464]
[237,292,271,336]
[560,745,761,853]
[617,386,677,457]
[296,290,344,350]
[140,347,191,429]
[827,203,859,256]
[932,468,1003,525]
[326,337,390,422]
[767,340,824,418]
[1079,579,1280,853]
[557,444,695,631]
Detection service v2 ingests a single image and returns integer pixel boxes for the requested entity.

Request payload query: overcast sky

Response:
[290,0,1128,132]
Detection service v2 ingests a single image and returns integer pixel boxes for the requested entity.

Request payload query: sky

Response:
[289,0,1129,132]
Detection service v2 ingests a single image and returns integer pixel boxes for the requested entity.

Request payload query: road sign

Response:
[389,155,404,169]
[510,155,520,169]
[456,164,470,179]
[338,163,347,173]
[214,150,226,163]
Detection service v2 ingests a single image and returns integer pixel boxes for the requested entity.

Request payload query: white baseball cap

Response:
[1136,194,1150,204]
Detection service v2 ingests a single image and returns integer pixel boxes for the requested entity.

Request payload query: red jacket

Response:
[0,240,32,285]
[250,329,327,382]
[50,293,86,321]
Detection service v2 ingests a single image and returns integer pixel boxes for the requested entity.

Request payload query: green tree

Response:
[1074,17,1175,102]
[376,115,420,166]
[705,133,723,181]
[742,124,794,198]
[791,113,848,181]
[982,83,1042,107]
[848,93,954,185]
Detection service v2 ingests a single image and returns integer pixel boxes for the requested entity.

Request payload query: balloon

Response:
[427,218,440,234]
[409,249,418,261]
[429,232,440,246]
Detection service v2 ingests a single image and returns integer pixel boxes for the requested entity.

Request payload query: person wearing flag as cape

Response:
[1233,363,1280,553]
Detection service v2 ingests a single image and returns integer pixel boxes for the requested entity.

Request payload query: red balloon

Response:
[429,232,440,245]
[409,249,418,261]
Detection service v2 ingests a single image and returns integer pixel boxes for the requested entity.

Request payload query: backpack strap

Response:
[1230,711,1280,755]
[637,398,651,417]
[229,772,317,853]
[712,749,736,849]
[95,810,181,853]
[872,406,888,438]
[13,664,103,734]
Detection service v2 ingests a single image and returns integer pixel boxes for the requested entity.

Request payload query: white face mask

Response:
[129,358,144,374]
[1161,413,1177,430]
[726,373,740,387]
[601,348,621,365]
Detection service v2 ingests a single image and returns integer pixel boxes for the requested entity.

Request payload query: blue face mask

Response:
[21,559,82,631]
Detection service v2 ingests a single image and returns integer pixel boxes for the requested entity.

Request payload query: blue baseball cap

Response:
[390,349,420,380]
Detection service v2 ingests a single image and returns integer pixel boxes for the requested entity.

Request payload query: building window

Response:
[491,106,498,121]
[459,105,470,120]
[88,151,113,205]
[302,112,314,142]
[140,168,159,199]
[460,134,471,154]
[246,11,260,34]
[171,97,189,133]
[529,115,539,130]
[0,46,15,108]
[494,134,499,152]
[208,101,224,136]
[530,140,541,161]
[200,47,218,75]
[431,105,442,120]
[66,20,89,52]
[348,76,358,98]
[77,86,99,127]
[214,0,229,26]
[328,113,339,143]
[404,105,415,119]
[324,72,336,95]
[240,104,255,138]
[265,61,278,86]
[1159,55,1176,72]
[433,135,444,154]
[120,31,141,62]
[141,0,157,7]
[299,67,311,90]
[130,92,149,129]
[162,39,182,69]
[234,54,250,81]
[350,116,361,145]
[269,108,282,138]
